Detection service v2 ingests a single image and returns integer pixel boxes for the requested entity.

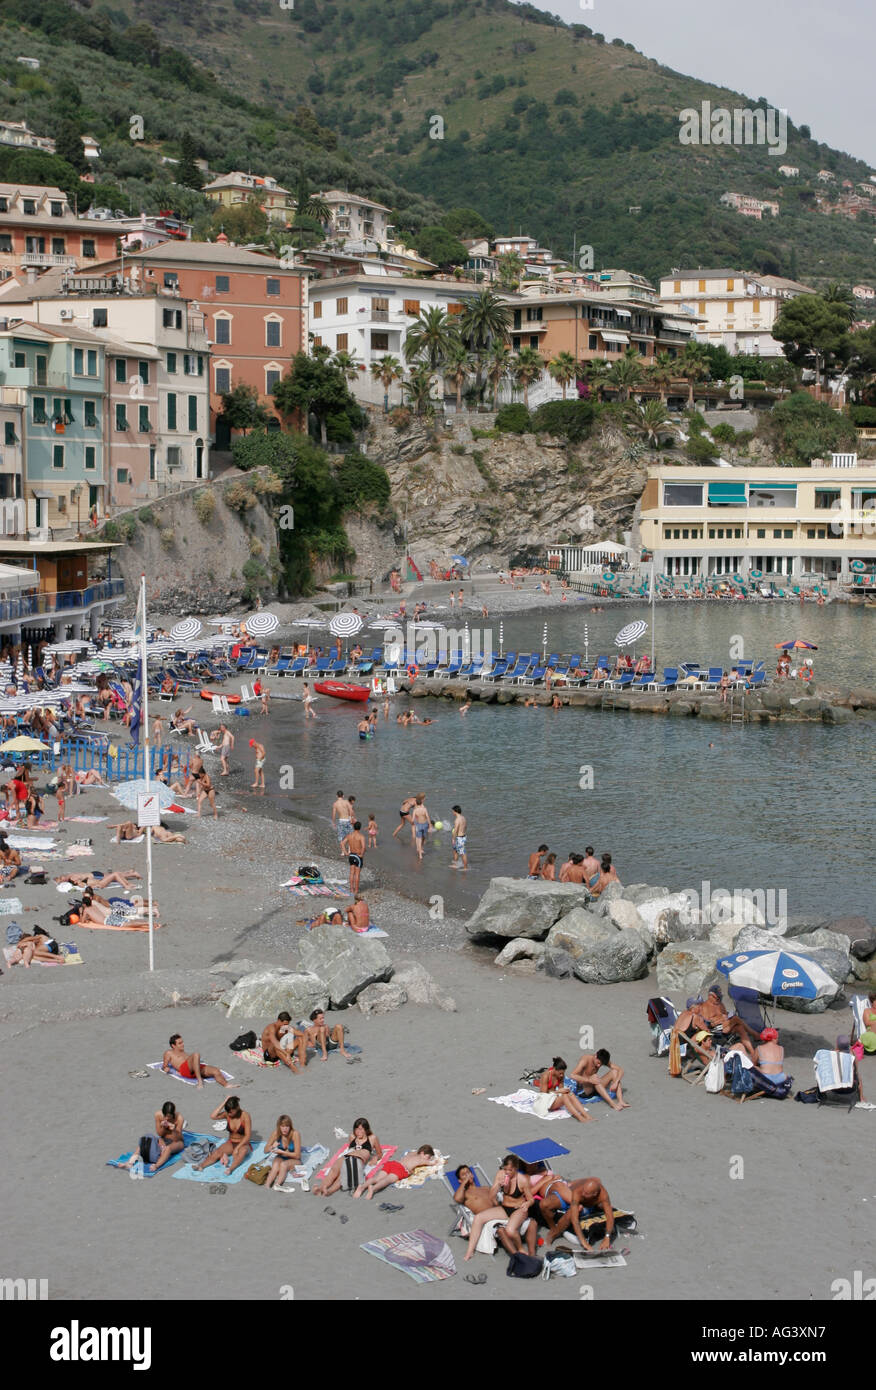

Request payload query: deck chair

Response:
[240,684,254,703]
[195,729,216,755]
[604,671,635,691]
[444,1164,532,1254]
[722,1051,793,1103]
[647,997,683,1057]
[814,1049,860,1110]
[851,995,872,1045]
[728,984,766,1037]
[211,695,224,714]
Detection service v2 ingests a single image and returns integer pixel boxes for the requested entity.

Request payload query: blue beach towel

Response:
[172,1140,267,1184]
[106,1129,211,1176]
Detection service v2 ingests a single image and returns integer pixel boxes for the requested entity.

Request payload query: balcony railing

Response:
[33,372,69,389]
[22,252,78,268]
[0,577,124,622]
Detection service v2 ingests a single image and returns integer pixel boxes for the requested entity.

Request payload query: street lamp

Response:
[72,482,83,537]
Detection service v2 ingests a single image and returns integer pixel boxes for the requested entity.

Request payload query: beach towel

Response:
[273,1143,332,1191]
[0,897,23,915]
[67,816,108,824]
[172,1140,267,1185]
[488,1089,570,1121]
[814,1049,855,1092]
[395,1151,450,1190]
[107,1129,211,1177]
[147,1061,234,1086]
[3,944,63,967]
[65,845,94,858]
[7,835,57,850]
[239,1046,279,1068]
[78,917,161,932]
[112,834,145,845]
[314,1143,398,1182]
[360,1230,456,1284]
[352,925,388,938]
[59,942,82,964]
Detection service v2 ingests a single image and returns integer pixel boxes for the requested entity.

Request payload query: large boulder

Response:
[299,925,393,1008]
[634,892,702,948]
[539,947,576,978]
[546,908,649,984]
[392,961,457,1012]
[656,941,722,1000]
[221,968,328,1020]
[794,928,851,956]
[358,981,408,1016]
[605,898,646,933]
[707,920,748,955]
[823,916,876,961]
[465,878,594,940]
[495,938,546,967]
[823,705,854,724]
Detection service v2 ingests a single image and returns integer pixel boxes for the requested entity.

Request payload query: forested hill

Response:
[2,0,874,286]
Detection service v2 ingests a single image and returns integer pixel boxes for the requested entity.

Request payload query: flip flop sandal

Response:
[345,1056,362,1065]
[209,1184,227,1195]
[338,1214,349,1224]
[323,1206,337,1217]
[464,1273,487,1285]
[128,1070,150,1079]
[379,1202,404,1212]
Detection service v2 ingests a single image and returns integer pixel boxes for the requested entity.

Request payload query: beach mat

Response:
[148,1062,234,1086]
[107,1129,211,1176]
[112,835,145,845]
[488,1088,571,1120]
[360,1229,456,1283]
[67,816,109,824]
[395,1151,450,1190]
[0,898,24,914]
[78,918,163,932]
[314,1142,397,1182]
[172,1140,267,1184]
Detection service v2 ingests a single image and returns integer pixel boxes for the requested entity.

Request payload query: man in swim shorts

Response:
[332,791,354,850]
[249,739,266,793]
[569,1048,630,1110]
[354,1145,435,1199]
[410,795,432,862]
[450,804,467,871]
[161,1033,232,1089]
[262,1012,304,1072]
[347,821,365,892]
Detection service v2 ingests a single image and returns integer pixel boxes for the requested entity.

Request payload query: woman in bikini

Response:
[195,1097,252,1174]
[462,1155,535,1262]
[534,1057,597,1123]
[264,1114,302,1190]
[312,1118,382,1196]
[122,1102,186,1174]
[7,932,62,967]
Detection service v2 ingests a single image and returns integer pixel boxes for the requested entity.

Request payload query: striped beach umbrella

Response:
[614,619,648,648]
[170,617,203,642]
[329,612,365,638]
[244,611,280,637]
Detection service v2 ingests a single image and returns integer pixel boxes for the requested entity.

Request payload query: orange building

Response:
[96,240,306,444]
[0,183,124,280]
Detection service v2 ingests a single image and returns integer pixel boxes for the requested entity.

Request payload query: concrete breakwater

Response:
[403,676,876,723]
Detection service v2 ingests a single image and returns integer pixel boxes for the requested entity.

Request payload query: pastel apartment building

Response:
[320,191,393,248]
[720,192,780,220]
[202,172,295,225]
[97,240,306,446]
[0,119,55,154]
[0,183,124,279]
[658,268,814,356]
[493,235,566,277]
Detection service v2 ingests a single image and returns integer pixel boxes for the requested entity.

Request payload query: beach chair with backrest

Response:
[814,1049,860,1110]
[851,995,872,1045]
[443,1163,529,1252]
[275,655,292,677]
[630,671,655,692]
[195,729,217,756]
[648,667,679,692]
[236,648,255,670]
[211,695,223,713]
[746,670,766,690]
[702,667,724,691]
[647,997,683,1058]
[434,658,462,681]
[288,658,307,678]
[728,985,766,1037]
[240,684,254,703]
[604,671,635,692]
[484,658,507,682]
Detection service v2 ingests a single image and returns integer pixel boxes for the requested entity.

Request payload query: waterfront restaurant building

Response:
[639,458,876,583]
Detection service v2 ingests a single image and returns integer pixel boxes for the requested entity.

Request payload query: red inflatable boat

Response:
[314,680,370,702]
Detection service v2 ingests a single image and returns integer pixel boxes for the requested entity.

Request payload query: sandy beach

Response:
[1,747,872,1305]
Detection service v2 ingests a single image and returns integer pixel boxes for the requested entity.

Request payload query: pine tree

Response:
[54,119,87,175]
[177,133,203,190]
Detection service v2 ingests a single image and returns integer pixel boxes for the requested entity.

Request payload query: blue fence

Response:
[5,740,192,780]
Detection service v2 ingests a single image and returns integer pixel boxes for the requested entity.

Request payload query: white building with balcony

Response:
[319,191,394,250]
[658,268,815,357]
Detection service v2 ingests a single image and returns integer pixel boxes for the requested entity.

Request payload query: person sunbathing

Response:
[195,1097,252,1174]
[122,1102,186,1174]
[75,769,107,786]
[534,1057,598,1122]
[569,1048,630,1110]
[0,834,22,877]
[354,1144,435,1200]
[171,708,197,736]
[262,1013,304,1073]
[345,895,370,932]
[111,821,186,844]
[78,891,162,928]
[863,994,876,1034]
[6,932,62,966]
[695,986,758,1059]
[754,1028,787,1080]
[161,1033,231,1088]
[303,1008,353,1061]
[461,1155,536,1261]
[57,870,142,891]
[312,1118,382,1196]
[454,1164,536,1259]
[264,1114,302,1189]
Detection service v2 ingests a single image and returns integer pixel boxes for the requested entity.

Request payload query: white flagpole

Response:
[650,562,656,674]
[139,573,155,972]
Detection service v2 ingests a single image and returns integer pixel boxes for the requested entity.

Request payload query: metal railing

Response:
[0,578,124,622]
[10,739,191,780]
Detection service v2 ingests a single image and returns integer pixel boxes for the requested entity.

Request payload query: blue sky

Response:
[532,0,874,166]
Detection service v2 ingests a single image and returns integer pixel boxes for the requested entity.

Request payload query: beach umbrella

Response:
[716,949,835,1003]
[602,571,616,584]
[111,778,179,812]
[614,619,648,649]
[0,735,51,752]
[851,560,866,572]
[329,612,365,638]
[170,617,203,642]
[244,611,280,637]
[451,555,469,566]
[774,639,818,650]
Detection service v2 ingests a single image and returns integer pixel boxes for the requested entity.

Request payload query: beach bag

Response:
[244,1162,271,1186]
[704,1053,725,1093]
[24,870,47,885]
[506,1252,543,1279]
[229,1031,257,1052]
[541,1251,576,1279]
[6,922,22,945]
[297,866,322,883]
[728,1054,755,1096]
[794,1087,819,1104]
[139,1135,160,1165]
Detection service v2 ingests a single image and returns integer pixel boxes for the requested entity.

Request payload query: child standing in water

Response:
[367,813,378,849]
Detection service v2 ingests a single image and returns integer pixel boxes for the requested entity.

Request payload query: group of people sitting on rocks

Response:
[527,844,620,896]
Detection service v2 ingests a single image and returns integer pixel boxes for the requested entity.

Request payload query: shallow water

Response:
[261,601,875,920]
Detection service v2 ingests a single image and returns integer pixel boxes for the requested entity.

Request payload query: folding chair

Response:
[240,685,254,703]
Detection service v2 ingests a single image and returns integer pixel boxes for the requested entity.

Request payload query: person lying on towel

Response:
[162,1033,232,1089]
[354,1145,435,1200]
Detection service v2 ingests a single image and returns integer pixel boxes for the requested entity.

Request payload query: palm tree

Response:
[402,364,435,415]
[294,174,330,226]
[581,356,611,402]
[607,353,644,402]
[442,334,472,412]
[486,342,513,406]
[333,350,361,385]
[678,342,711,406]
[648,351,677,403]
[370,354,403,413]
[459,289,512,353]
[513,346,544,409]
[404,306,452,372]
[625,398,675,448]
[822,283,855,325]
[548,350,577,400]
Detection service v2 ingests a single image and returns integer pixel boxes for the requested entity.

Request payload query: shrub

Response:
[251,472,283,496]
[471,426,499,439]
[850,406,876,427]
[334,452,392,511]
[224,480,257,512]
[160,527,175,548]
[711,423,739,445]
[495,403,532,434]
[450,443,466,455]
[193,490,216,524]
[388,406,412,431]
[685,434,720,462]
[531,400,594,442]
[138,507,155,525]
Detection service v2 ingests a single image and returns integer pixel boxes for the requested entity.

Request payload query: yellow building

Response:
[201,172,294,224]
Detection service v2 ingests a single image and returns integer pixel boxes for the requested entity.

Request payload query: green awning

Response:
[708,482,747,504]
[751,482,798,490]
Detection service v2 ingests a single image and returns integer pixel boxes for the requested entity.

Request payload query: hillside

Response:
[1,0,874,286]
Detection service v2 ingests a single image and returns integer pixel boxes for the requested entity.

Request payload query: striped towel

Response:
[814,1049,855,1092]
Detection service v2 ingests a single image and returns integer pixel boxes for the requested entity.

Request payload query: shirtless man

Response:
[194,770,218,820]
[122,1101,186,1174]
[453,1165,534,1258]
[450,804,467,871]
[570,1048,630,1111]
[410,795,431,862]
[558,853,576,882]
[527,844,549,878]
[354,1144,435,1200]
[249,738,266,793]
[563,853,589,884]
[195,1097,252,1174]
[218,723,234,776]
[580,846,600,884]
[347,820,365,892]
[262,1012,304,1073]
[548,1176,615,1253]
[332,791,354,851]
[697,986,759,1059]
[392,794,417,839]
[304,1007,353,1061]
[346,894,370,931]
[162,1033,231,1088]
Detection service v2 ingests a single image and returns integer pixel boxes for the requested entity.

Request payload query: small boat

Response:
[199,689,241,704]
[314,680,370,702]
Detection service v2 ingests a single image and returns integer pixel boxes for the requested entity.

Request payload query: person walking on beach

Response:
[347,820,365,893]
[250,739,266,793]
[332,791,354,849]
[367,813,378,849]
[218,723,234,776]
[162,1034,231,1089]
[193,770,218,820]
[382,697,390,721]
[302,682,316,719]
[451,804,467,871]
[410,795,432,861]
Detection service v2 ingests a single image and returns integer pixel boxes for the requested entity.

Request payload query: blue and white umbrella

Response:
[615,619,648,648]
[170,617,203,642]
[244,611,280,637]
[111,778,180,812]
[716,949,835,1000]
[329,612,364,638]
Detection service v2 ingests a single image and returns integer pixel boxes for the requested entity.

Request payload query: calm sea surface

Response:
[259,602,875,920]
